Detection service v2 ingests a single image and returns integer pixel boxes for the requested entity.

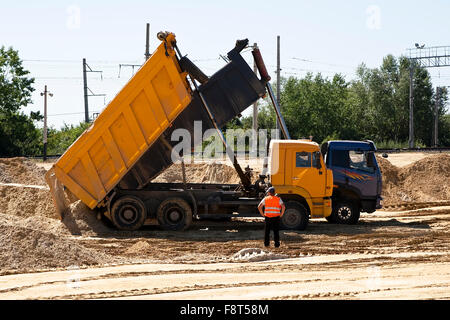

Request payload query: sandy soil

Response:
[0,207,449,300]
[0,153,449,300]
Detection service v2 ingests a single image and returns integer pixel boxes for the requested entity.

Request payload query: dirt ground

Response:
[0,152,449,300]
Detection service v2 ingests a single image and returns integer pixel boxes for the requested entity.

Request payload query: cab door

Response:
[286,148,326,198]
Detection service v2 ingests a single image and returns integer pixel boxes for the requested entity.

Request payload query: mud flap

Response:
[45,167,69,220]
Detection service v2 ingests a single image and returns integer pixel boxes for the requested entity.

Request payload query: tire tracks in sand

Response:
[0,251,448,300]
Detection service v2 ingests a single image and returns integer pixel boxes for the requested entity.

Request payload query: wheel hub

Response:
[284,210,300,227]
[120,205,137,223]
[123,209,135,220]
[168,209,182,223]
[337,206,351,220]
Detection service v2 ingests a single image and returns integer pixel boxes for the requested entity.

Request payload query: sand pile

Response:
[0,185,57,219]
[153,162,245,184]
[399,154,450,203]
[0,214,117,273]
[377,154,450,205]
[0,186,109,236]
[0,158,57,218]
[0,200,116,273]
[125,240,153,255]
[0,158,117,273]
[0,157,47,185]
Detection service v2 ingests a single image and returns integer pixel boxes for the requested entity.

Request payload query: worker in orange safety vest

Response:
[258,187,285,247]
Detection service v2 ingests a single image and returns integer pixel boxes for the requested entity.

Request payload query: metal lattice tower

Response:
[408,46,450,68]
[407,45,450,148]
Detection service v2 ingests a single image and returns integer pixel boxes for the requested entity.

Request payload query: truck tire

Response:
[111,195,147,231]
[280,201,309,230]
[157,198,193,231]
[332,200,360,225]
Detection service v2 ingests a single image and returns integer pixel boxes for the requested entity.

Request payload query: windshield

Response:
[349,150,376,173]
[331,149,376,173]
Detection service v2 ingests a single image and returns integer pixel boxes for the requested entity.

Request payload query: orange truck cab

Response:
[268,139,333,229]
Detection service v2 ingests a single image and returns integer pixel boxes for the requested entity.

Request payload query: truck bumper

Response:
[376,196,382,210]
[311,197,332,218]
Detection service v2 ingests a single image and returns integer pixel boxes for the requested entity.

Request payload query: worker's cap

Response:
[267,187,275,194]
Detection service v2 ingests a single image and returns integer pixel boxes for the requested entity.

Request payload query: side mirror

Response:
[315,152,322,169]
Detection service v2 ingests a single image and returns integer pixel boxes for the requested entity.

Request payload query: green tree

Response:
[440,113,450,146]
[0,46,41,156]
[280,73,349,143]
[46,122,92,155]
[348,55,439,146]
[435,87,450,146]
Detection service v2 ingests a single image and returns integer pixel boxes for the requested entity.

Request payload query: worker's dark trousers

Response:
[264,216,280,247]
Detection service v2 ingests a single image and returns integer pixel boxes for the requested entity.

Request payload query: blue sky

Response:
[1,0,450,128]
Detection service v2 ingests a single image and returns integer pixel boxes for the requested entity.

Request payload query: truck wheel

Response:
[280,201,309,230]
[111,196,147,231]
[157,198,193,231]
[333,200,360,225]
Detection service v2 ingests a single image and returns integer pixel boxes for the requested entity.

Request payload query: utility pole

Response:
[40,85,53,161]
[145,23,150,61]
[433,87,440,147]
[252,42,258,132]
[83,58,89,123]
[83,58,105,123]
[276,35,281,137]
[408,63,414,148]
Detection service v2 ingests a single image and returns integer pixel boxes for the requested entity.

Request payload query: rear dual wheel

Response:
[111,196,147,231]
[157,198,193,231]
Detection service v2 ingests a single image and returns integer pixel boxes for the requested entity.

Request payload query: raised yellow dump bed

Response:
[46,33,268,218]
[45,33,192,215]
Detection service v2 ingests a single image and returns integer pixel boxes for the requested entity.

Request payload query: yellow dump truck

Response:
[46,32,332,231]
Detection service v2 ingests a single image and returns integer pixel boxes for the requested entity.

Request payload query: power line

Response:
[291,57,355,69]
[191,57,221,63]
[46,110,102,117]
[23,59,140,64]
[33,75,126,80]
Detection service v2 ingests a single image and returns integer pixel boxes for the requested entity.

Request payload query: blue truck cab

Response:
[321,140,382,224]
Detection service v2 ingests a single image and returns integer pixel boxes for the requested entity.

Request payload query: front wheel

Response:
[280,201,309,230]
[332,200,360,225]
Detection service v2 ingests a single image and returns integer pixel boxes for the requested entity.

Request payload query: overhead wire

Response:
[291,57,356,69]
[45,110,103,117]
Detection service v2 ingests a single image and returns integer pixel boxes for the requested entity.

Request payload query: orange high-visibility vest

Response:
[264,195,282,217]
